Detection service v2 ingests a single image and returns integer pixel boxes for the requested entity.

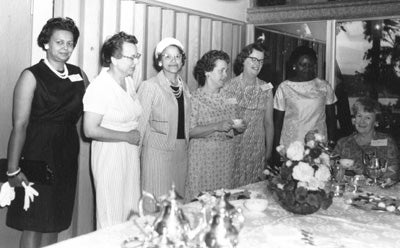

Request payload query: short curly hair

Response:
[233,41,266,76]
[37,17,80,51]
[288,45,317,67]
[153,45,186,72]
[193,50,230,87]
[101,32,138,67]
[352,97,381,115]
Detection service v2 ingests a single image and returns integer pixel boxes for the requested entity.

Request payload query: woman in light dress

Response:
[273,46,337,150]
[138,37,190,198]
[185,50,246,201]
[222,41,274,187]
[83,32,142,229]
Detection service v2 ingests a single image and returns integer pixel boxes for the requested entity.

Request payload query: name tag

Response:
[68,74,83,82]
[371,139,388,146]
[260,82,273,91]
[225,98,238,105]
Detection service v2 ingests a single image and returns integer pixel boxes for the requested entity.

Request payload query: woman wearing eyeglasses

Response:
[273,46,337,152]
[222,40,274,187]
[83,32,142,229]
[138,37,190,198]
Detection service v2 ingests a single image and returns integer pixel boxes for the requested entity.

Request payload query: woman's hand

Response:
[216,120,233,132]
[233,120,247,133]
[8,171,29,188]
[126,129,141,145]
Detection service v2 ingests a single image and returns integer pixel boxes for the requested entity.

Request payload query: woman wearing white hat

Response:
[138,37,190,198]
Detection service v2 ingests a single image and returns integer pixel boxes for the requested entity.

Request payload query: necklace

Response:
[44,58,69,79]
[166,77,183,98]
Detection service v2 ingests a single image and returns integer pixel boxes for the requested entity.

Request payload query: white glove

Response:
[22,182,39,211]
[0,182,15,207]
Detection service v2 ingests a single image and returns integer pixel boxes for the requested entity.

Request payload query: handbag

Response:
[0,158,55,185]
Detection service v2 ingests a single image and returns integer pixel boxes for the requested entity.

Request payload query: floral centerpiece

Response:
[267,131,334,215]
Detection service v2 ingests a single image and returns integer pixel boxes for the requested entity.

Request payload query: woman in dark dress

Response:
[5,17,87,248]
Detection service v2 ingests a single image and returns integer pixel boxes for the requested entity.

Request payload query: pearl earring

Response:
[44,44,49,50]
[292,66,296,70]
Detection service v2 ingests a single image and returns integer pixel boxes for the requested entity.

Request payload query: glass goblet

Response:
[349,175,365,193]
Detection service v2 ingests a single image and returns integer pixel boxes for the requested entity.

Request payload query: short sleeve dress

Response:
[222,74,273,187]
[185,89,236,201]
[6,59,85,232]
[274,78,337,148]
[83,70,142,229]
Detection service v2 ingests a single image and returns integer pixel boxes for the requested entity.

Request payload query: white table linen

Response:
[46,181,400,248]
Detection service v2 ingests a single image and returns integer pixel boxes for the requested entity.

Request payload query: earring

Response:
[44,44,49,50]
[292,66,296,70]
[375,122,379,127]
[158,62,162,67]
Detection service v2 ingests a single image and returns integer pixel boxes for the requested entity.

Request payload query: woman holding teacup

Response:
[184,50,246,201]
[333,97,399,182]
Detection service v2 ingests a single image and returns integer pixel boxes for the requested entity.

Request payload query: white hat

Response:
[154,37,184,58]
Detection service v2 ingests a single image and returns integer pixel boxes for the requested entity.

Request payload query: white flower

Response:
[307,177,321,191]
[339,159,354,169]
[315,165,331,182]
[277,183,284,189]
[285,160,292,167]
[297,181,308,189]
[263,169,270,175]
[319,152,330,166]
[286,141,304,161]
[315,133,325,142]
[313,158,321,164]
[306,140,316,148]
[292,162,314,182]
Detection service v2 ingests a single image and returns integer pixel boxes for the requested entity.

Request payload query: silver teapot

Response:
[204,192,244,248]
[138,184,205,247]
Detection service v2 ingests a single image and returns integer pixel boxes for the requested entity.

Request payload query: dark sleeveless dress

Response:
[6,59,85,232]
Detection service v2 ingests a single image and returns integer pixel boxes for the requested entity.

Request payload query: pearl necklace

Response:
[44,58,69,79]
[167,77,183,98]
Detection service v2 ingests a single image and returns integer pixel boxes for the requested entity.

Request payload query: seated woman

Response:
[334,97,399,182]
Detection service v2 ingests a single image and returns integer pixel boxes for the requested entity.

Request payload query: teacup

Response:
[232,119,244,128]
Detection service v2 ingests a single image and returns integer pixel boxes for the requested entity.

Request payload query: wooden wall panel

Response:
[187,15,201,91]
[211,20,222,50]
[101,0,120,42]
[146,6,162,79]
[132,3,147,84]
[175,12,189,82]
[222,23,233,55]
[231,25,240,77]
[162,9,175,38]
[120,0,135,34]
[200,18,212,56]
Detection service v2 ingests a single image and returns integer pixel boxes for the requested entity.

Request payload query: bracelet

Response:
[6,167,21,177]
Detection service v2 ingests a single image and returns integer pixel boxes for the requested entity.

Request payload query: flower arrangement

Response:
[267,130,334,215]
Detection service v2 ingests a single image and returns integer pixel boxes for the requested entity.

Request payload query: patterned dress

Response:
[185,89,236,201]
[6,60,85,232]
[222,74,273,187]
[333,132,399,181]
[274,78,337,148]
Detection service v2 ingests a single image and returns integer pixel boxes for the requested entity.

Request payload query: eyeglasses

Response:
[161,54,182,62]
[122,53,141,61]
[247,56,264,65]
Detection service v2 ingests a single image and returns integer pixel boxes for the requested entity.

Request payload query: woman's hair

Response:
[288,45,318,67]
[233,41,266,76]
[154,45,186,72]
[37,17,80,51]
[193,50,230,87]
[101,31,138,67]
[352,97,381,115]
